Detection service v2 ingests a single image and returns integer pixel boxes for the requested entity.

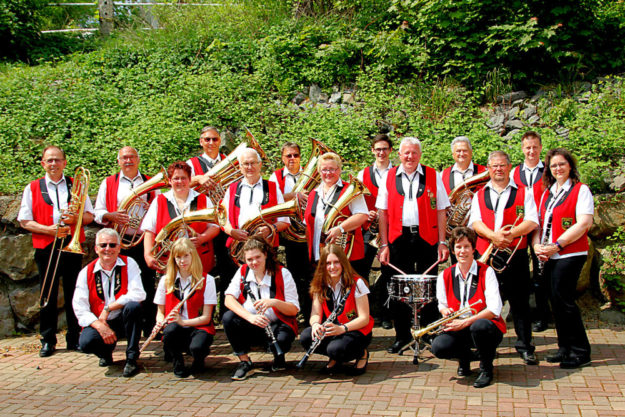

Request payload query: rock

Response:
[0,292,15,338]
[0,196,21,226]
[329,92,342,104]
[577,242,595,292]
[507,106,520,119]
[497,91,527,104]
[512,99,525,107]
[556,127,570,137]
[309,84,322,103]
[0,234,37,281]
[487,113,504,129]
[599,308,625,324]
[318,92,329,103]
[522,104,537,119]
[527,115,541,126]
[505,119,524,130]
[342,93,355,105]
[504,129,522,139]
[590,194,625,240]
[9,286,40,328]
[612,175,625,192]
[292,92,306,105]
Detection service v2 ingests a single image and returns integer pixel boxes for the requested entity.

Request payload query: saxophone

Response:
[445,170,490,238]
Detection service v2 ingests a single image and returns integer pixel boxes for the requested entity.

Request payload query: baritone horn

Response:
[115,167,169,249]
[446,170,490,238]
[40,166,90,308]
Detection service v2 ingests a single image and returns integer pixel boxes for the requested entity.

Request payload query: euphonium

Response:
[151,205,227,270]
[229,199,303,264]
[445,170,490,238]
[319,175,370,258]
[281,138,336,243]
[115,167,169,249]
[477,214,523,273]
[412,300,483,339]
[40,166,90,308]
[196,128,267,206]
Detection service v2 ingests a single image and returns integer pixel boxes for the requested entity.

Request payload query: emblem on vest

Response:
[516,206,525,217]
[345,309,357,320]
[561,217,573,229]
[428,189,436,210]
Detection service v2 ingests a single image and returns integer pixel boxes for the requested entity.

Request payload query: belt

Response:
[402,225,419,234]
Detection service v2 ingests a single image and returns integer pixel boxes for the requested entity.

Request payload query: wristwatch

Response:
[104,305,111,313]
[339,224,346,234]
[438,241,449,247]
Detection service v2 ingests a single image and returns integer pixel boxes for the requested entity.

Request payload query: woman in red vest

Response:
[431,227,505,388]
[223,237,300,381]
[533,148,593,369]
[154,238,217,378]
[300,244,373,376]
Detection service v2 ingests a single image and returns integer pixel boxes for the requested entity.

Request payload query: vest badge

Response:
[561,217,573,229]
[345,309,357,320]
[516,205,525,218]
[428,189,436,210]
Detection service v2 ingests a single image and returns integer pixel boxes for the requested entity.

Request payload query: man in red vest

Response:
[94,146,157,336]
[440,136,487,195]
[510,131,550,332]
[468,150,539,365]
[357,134,393,329]
[73,228,146,377]
[18,145,95,358]
[186,126,227,187]
[377,137,451,353]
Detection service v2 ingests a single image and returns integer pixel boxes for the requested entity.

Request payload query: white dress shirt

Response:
[93,171,155,226]
[18,174,95,223]
[436,260,502,317]
[225,266,300,321]
[328,279,370,302]
[447,161,478,189]
[511,161,544,187]
[376,164,450,226]
[357,161,393,186]
[154,273,217,322]
[186,153,223,177]
[222,177,289,227]
[268,168,302,194]
[140,188,210,234]
[72,256,146,327]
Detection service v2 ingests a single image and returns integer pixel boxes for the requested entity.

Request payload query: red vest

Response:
[104,172,154,212]
[189,153,227,176]
[512,164,545,209]
[475,185,528,254]
[237,265,298,335]
[29,176,86,249]
[272,169,287,194]
[86,255,129,317]
[304,183,365,261]
[442,261,506,334]
[320,277,374,336]
[386,165,439,245]
[361,165,383,210]
[537,182,589,255]
[164,278,215,335]
[154,193,215,273]
[226,179,280,248]
[441,163,487,195]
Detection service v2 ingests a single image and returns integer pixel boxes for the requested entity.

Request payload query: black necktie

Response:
[404,173,418,200]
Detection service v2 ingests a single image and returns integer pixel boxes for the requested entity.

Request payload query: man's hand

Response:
[231,229,249,241]
[492,229,513,249]
[198,175,217,191]
[324,226,343,244]
[61,212,78,225]
[92,320,117,345]
[367,210,378,223]
[378,246,390,265]
[438,244,450,262]
[104,211,130,225]
[256,225,273,239]
[49,224,71,238]
[98,309,110,322]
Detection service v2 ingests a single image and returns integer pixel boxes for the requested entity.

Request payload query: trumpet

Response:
[412,300,483,339]
[40,166,90,308]
[478,214,523,273]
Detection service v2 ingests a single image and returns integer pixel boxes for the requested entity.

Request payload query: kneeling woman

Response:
[431,227,505,388]
[154,238,217,378]
[223,237,299,381]
[300,244,373,375]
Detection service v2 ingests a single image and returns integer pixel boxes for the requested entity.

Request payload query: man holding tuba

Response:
[18,145,94,357]
[440,136,487,195]
[468,150,539,365]
[187,126,227,189]
[94,146,159,336]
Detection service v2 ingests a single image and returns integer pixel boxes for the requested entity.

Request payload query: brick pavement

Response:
[1,322,624,417]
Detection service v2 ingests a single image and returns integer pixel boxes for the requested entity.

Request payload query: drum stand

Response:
[398,299,432,365]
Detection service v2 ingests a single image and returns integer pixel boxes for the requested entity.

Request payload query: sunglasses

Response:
[97,243,119,249]
[202,137,220,142]
[284,153,300,158]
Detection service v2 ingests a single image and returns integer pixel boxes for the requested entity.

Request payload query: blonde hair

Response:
[316,152,342,173]
[164,238,204,294]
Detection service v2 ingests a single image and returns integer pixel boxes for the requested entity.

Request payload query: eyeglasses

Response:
[97,243,119,249]
[550,162,568,169]
[284,153,300,158]
[320,168,339,174]
[119,155,138,161]
[242,161,260,168]
[373,147,390,153]
[488,164,508,170]
[201,137,220,143]
[43,158,65,164]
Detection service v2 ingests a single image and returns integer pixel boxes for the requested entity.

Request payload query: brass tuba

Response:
[319,175,370,258]
[229,199,303,264]
[196,128,267,206]
[115,167,169,249]
[40,166,90,308]
[151,205,227,270]
[445,169,490,238]
[281,138,336,243]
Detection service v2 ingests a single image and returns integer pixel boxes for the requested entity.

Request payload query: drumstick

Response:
[386,261,409,276]
[420,260,441,277]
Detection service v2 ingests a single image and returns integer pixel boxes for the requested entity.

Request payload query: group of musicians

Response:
[17,127,594,387]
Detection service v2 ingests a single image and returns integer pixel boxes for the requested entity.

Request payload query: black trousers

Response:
[121,242,156,334]
[35,241,82,346]
[546,255,591,359]
[300,326,371,363]
[78,301,142,361]
[530,245,552,323]
[380,230,439,341]
[162,322,213,362]
[210,231,239,320]
[283,239,311,321]
[431,318,503,372]
[222,310,295,357]
[490,249,535,354]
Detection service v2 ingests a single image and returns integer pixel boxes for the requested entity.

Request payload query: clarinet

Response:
[537,213,554,276]
[296,288,352,369]
[244,281,284,357]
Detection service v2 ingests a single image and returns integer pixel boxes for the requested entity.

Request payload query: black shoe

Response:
[319,360,342,375]
[473,370,493,388]
[532,321,548,332]
[387,339,410,354]
[546,351,568,363]
[122,359,139,377]
[560,356,591,369]
[66,342,80,351]
[99,354,113,367]
[231,360,254,381]
[39,342,56,358]
[271,355,286,372]
[190,358,205,375]
[173,358,190,378]
[347,349,369,376]
[457,360,472,377]
[520,351,539,365]
[381,320,393,330]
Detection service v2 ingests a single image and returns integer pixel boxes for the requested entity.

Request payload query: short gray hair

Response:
[117,146,139,160]
[450,136,472,152]
[487,150,511,165]
[96,228,120,244]
[237,147,262,164]
[399,137,422,152]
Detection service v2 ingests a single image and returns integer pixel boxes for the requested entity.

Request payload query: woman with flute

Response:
[153,238,217,378]
[300,244,373,376]
[532,148,593,369]
[223,236,299,380]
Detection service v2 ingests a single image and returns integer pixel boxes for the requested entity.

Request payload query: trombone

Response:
[478,214,523,273]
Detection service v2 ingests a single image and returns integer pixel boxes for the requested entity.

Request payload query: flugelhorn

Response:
[446,170,490,238]
[412,300,483,339]
[115,167,169,249]
[40,166,90,308]
[478,214,523,273]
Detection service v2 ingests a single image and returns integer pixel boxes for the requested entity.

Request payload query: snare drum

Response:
[388,274,437,303]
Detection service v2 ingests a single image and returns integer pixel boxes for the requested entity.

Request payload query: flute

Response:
[297,288,351,369]
[244,281,284,357]
[140,277,205,353]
